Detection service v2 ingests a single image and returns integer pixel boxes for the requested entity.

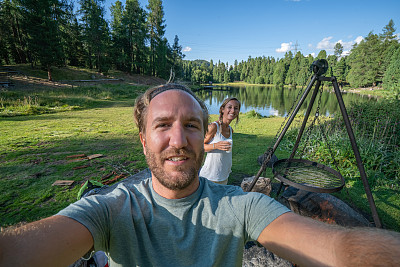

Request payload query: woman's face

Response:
[221,100,240,121]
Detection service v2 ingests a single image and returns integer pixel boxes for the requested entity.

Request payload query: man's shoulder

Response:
[200,177,261,201]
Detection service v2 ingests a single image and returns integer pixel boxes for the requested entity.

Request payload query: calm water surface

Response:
[194,85,377,117]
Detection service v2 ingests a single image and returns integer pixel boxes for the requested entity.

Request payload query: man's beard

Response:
[145,146,204,191]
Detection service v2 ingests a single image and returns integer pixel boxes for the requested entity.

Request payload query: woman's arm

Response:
[204,123,217,152]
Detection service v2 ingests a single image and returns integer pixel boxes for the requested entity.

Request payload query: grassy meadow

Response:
[1,66,399,232]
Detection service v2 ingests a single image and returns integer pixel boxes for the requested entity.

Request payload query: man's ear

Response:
[139,132,146,155]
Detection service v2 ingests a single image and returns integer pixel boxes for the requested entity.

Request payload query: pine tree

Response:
[63,17,85,67]
[316,50,327,59]
[147,0,166,76]
[333,57,347,88]
[21,0,70,80]
[296,55,312,86]
[379,19,399,83]
[79,0,110,73]
[110,0,127,71]
[0,0,29,64]
[171,35,184,77]
[383,47,400,98]
[273,60,286,86]
[285,51,302,86]
[334,42,344,57]
[123,0,147,74]
[347,32,381,87]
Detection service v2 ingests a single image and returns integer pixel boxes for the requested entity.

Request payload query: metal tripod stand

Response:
[247,59,382,228]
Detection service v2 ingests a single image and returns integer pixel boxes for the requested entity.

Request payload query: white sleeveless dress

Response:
[199,122,232,182]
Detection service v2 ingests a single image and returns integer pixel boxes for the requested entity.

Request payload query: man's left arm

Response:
[257,212,400,267]
[0,215,94,266]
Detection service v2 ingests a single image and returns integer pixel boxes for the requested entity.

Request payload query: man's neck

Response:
[152,176,200,199]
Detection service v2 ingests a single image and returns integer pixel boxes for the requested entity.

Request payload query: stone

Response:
[241,176,272,196]
[257,153,278,168]
[243,242,292,267]
[279,187,371,227]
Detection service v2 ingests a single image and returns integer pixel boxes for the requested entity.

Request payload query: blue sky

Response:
[104,0,400,65]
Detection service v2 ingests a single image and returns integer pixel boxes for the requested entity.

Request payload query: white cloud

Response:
[354,36,364,44]
[317,36,334,50]
[315,36,364,55]
[183,46,192,52]
[310,53,316,57]
[341,50,351,57]
[276,42,293,53]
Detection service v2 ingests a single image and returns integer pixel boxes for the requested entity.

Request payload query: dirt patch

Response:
[7,71,167,90]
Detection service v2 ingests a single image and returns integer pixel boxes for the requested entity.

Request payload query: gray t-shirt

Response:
[58,177,290,266]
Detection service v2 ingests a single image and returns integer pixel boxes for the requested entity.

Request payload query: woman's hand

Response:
[214,141,232,151]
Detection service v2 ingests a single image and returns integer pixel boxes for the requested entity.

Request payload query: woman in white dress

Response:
[199,97,241,185]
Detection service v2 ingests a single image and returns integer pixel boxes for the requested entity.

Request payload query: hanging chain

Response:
[259,75,313,168]
[297,81,323,159]
[272,75,312,146]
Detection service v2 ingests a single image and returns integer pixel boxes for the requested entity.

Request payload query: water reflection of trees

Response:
[195,85,376,117]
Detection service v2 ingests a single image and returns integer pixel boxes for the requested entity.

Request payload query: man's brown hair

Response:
[133,83,209,135]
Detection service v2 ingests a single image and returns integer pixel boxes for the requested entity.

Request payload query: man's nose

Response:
[169,123,188,148]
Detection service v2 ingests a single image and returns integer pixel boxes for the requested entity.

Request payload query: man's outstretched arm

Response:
[0,215,94,266]
[258,212,400,267]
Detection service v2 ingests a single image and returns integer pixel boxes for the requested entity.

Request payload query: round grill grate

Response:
[272,158,345,193]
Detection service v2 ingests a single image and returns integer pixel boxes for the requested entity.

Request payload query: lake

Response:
[194,85,377,117]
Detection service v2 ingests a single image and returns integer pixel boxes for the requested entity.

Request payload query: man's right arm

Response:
[0,215,94,266]
[257,212,400,266]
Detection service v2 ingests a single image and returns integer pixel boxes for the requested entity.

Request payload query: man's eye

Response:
[187,123,198,129]
[157,123,169,128]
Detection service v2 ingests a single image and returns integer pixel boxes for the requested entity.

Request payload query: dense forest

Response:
[1,0,399,95]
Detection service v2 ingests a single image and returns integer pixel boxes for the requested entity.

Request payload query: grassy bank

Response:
[1,67,399,232]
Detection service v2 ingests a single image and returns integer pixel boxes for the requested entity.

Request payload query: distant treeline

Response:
[0,0,399,95]
[183,20,400,95]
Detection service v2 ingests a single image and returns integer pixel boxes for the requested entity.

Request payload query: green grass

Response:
[0,106,148,226]
[1,67,399,232]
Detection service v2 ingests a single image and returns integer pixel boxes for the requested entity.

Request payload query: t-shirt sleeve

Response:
[227,188,291,242]
[57,187,127,252]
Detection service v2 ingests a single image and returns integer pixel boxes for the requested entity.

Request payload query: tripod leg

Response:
[247,75,319,192]
[331,77,382,228]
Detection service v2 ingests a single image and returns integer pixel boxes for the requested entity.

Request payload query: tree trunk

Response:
[47,66,53,81]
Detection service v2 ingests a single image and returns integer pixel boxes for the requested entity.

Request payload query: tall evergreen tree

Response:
[316,50,327,59]
[334,42,344,57]
[379,19,399,82]
[285,51,302,85]
[146,0,166,76]
[383,47,400,98]
[63,16,85,67]
[110,0,127,71]
[273,60,286,86]
[79,0,110,73]
[333,57,347,88]
[171,35,185,77]
[123,0,147,73]
[326,55,338,77]
[21,0,70,80]
[347,32,381,87]
[0,0,29,64]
